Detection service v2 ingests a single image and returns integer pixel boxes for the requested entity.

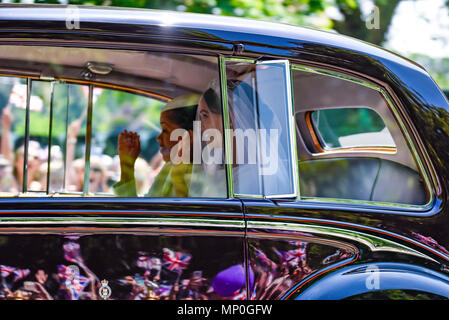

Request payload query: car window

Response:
[0,47,227,198]
[293,67,428,206]
[311,108,396,150]
[221,59,297,198]
[0,76,27,194]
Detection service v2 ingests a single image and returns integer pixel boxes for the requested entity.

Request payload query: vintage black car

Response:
[0,3,447,300]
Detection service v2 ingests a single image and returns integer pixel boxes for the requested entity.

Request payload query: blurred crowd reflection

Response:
[0,238,248,300]
[0,235,358,300]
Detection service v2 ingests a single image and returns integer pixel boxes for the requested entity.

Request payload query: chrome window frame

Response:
[219,56,299,200]
[258,59,298,199]
[291,64,436,212]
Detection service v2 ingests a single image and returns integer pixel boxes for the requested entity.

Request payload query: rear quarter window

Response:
[310,108,396,150]
[292,66,429,207]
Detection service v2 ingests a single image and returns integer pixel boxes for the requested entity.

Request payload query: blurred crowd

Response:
[0,107,163,195]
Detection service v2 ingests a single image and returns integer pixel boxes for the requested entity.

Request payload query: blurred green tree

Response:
[331,0,401,45]
[35,0,335,28]
[32,0,406,45]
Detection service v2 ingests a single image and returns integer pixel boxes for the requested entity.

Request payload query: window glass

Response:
[223,60,296,197]
[0,80,90,195]
[0,77,27,194]
[0,47,227,198]
[293,68,427,206]
[311,108,396,149]
[57,84,88,194]
[89,88,165,196]
[27,80,51,192]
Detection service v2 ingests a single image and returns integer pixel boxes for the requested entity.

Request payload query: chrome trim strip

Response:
[288,64,302,200]
[0,217,245,229]
[310,148,397,156]
[234,193,264,199]
[46,81,55,194]
[265,193,297,199]
[21,78,32,193]
[223,57,255,63]
[246,220,438,263]
[284,59,299,198]
[63,83,70,191]
[0,230,244,238]
[82,84,93,195]
[291,64,435,212]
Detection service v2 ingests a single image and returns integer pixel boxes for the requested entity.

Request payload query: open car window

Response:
[310,108,396,150]
[0,47,227,198]
[293,67,429,206]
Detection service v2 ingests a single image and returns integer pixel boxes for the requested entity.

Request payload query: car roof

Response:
[0,4,425,73]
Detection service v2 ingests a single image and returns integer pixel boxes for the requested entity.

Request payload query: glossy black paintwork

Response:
[0,4,448,299]
[0,233,246,300]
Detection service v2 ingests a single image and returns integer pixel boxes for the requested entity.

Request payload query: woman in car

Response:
[113,94,199,197]
[197,79,288,196]
[197,79,261,195]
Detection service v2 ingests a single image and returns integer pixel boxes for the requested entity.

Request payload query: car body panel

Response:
[0,231,246,300]
[294,263,449,300]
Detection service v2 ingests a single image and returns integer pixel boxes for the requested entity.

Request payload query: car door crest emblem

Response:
[99,280,112,300]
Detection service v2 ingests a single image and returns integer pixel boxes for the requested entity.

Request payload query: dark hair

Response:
[164,104,198,131]
[203,80,246,115]
[203,88,220,114]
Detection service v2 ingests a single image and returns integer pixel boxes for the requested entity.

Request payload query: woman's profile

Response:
[113,94,199,197]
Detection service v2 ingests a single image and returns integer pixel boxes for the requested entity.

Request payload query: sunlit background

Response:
[1,0,448,92]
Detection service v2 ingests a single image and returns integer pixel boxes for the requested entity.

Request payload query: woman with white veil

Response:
[196,78,289,197]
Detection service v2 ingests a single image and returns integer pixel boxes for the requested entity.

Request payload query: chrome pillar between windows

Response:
[46,81,55,194]
[63,84,70,190]
[22,78,32,193]
[83,84,93,195]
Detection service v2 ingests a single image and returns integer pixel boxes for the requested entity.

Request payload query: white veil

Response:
[206,77,290,196]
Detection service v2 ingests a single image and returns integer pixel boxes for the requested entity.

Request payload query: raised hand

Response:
[1,107,12,129]
[118,130,141,164]
[68,118,82,140]
[118,130,141,183]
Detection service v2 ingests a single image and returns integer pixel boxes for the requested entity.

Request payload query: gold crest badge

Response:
[99,279,112,300]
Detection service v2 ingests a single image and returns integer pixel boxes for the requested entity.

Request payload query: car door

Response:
[0,47,247,300]
[239,60,449,300]
[0,199,245,300]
